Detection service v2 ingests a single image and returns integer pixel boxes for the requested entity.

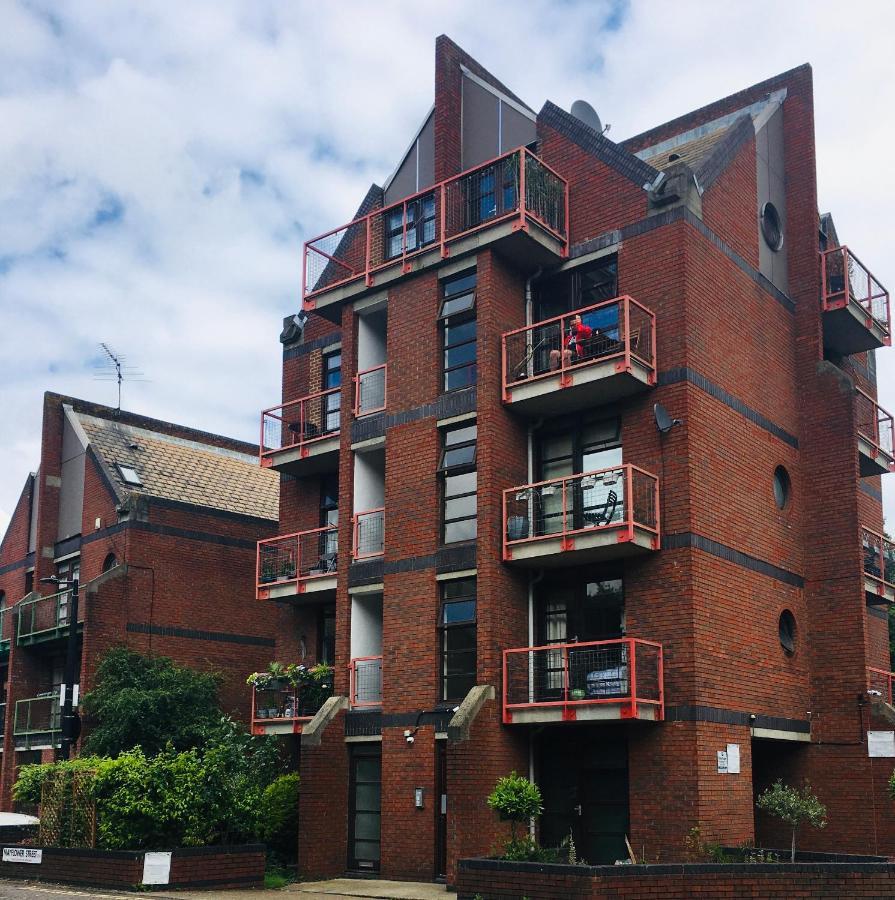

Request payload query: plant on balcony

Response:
[259,558,277,584]
[755,779,827,863]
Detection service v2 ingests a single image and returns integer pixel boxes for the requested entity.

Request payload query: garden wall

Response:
[457,857,895,899]
[0,843,265,890]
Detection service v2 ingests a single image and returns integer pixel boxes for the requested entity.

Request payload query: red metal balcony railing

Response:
[259,388,340,466]
[868,668,895,705]
[862,526,895,598]
[822,246,891,342]
[352,508,384,560]
[502,296,656,398]
[503,464,660,560]
[503,638,664,723]
[302,147,569,304]
[354,364,387,417]
[349,655,383,708]
[856,387,895,471]
[250,684,328,735]
[256,527,338,596]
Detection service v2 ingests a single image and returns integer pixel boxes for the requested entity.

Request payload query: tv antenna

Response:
[93,343,148,411]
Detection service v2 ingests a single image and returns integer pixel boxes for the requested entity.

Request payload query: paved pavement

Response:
[0,877,448,900]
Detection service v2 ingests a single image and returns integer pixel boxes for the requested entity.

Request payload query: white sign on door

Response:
[2,847,42,864]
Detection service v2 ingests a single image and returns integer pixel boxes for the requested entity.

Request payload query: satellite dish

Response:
[570,99,602,134]
[654,403,682,434]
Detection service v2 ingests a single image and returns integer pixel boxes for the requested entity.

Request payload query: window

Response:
[56,557,80,626]
[319,605,336,666]
[102,553,117,573]
[24,570,34,595]
[0,591,6,642]
[440,272,477,392]
[463,155,518,228]
[116,463,142,486]
[323,350,341,434]
[535,256,618,322]
[773,466,791,509]
[385,193,435,260]
[440,423,477,544]
[779,610,796,655]
[320,474,339,558]
[760,202,784,251]
[440,577,477,701]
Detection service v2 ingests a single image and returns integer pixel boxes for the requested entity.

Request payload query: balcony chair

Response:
[583,490,618,528]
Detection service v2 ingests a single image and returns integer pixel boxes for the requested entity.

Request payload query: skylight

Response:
[116,463,143,486]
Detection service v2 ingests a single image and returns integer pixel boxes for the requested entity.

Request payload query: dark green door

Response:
[348,745,381,872]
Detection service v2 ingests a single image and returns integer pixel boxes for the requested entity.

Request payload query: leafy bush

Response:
[258,773,301,860]
[487,772,545,860]
[755,780,827,862]
[82,647,222,757]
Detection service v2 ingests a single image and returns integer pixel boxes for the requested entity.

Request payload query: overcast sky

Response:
[2,0,894,535]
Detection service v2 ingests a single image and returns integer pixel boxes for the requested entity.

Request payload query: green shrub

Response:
[259,773,301,859]
[755,780,826,862]
[487,772,543,841]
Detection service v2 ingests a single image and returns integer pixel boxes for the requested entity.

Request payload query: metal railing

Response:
[14,694,61,736]
[354,364,387,417]
[18,590,83,642]
[503,638,664,722]
[349,655,383,707]
[0,606,8,647]
[256,526,338,592]
[868,667,895,705]
[856,387,895,469]
[259,388,340,463]
[821,246,891,339]
[502,296,656,396]
[251,684,329,724]
[862,526,895,594]
[503,464,660,557]
[352,508,385,560]
[303,147,569,302]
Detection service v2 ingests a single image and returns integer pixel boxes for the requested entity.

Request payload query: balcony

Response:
[352,508,384,561]
[354,364,387,417]
[863,527,895,604]
[856,388,895,477]
[503,638,664,725]
[250,684,328,736]
[302,147,568,314]
[502,296,656,416]
[13,694,60,750]
[868,667,895,706]
[503,465,660,566]
[256,527,338,602]
[17,590,83,647]
[821,246,891,354]
[260,389,340,476]
[349,656,383,708]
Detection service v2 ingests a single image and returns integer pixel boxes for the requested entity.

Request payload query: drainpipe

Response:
[524,267,543,328]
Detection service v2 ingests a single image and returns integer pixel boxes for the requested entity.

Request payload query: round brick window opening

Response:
[779,609,796,655]
[773,465,791,509]
[761,201,784,251]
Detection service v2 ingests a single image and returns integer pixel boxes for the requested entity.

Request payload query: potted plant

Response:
[259,558,276,584]
[266,661,289,691]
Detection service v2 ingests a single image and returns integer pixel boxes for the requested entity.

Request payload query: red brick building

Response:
[256,37,894,882]
[0,392,280,806]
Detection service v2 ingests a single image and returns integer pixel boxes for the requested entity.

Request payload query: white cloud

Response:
[1,0,894,537]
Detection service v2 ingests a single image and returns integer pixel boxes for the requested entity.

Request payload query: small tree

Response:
[755,779,826,862]
[487,772,543,845]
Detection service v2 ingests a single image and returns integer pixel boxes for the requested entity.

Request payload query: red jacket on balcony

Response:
[551,315,594,370]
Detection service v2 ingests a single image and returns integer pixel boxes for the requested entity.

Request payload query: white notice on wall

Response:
[717,750,728,773]
[726,743,741,774]
[142,851,172,885]
[2,847,42,864]
[868,731,895,758]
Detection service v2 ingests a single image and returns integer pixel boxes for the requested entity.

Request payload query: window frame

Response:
[439,577,477,702]
[385,193,436,260]
[439,422,477,545]
[440,272,477,393]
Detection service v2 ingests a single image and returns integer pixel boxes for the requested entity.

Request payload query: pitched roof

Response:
[642,126,732,173]
[73,408,278,522]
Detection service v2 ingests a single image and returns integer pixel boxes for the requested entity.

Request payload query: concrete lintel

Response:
[302,695,348,747]
[84,563,129,597]
[447,684,494,743]
[870,699,895,727]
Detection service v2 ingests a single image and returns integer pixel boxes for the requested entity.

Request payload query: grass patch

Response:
[264,868,293,889]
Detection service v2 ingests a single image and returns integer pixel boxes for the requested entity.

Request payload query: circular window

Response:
[773,466,791,509]
[779,610,796,655]
[760,202,784,251]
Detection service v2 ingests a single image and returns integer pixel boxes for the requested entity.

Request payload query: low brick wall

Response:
[457,857,895,899]
[0,843,265,890]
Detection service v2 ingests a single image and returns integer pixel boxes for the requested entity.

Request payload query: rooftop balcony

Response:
[260,389,340,476]
[349,655,383,709]
[250,684,327,736]
[13,694,60,750]
[302,147,568,315]
[863,527,895,605]
[17,590,83,648]
[503,464,660,566]
[503,638,664,725]
[856,387,895,477]
[502,296,656,416]
[822,246,890,355]
[352,508,384,561]
[256,527,337,602]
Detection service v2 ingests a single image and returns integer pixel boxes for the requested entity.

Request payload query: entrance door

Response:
[539,733,629,865]
[435,740,447,881]
[348,745,381,873]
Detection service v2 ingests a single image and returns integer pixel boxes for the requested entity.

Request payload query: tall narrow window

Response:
[440,577,477,701]
[439,423,477,544]
[0,591,6,643]
[319,605,336,666]
[320,474,339,560]
[323,350,341,434]
[440,272,477,392]
[55,557,80,626]
[385,194,435,260]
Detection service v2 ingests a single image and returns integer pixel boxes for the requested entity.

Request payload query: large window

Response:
[320,474,339,559]
[385,193,435,260]
[440,423,477,544]
[440,271,477,392]
[535,256,618,322]
[440,577,477,701]
[55,557,80,626]
[323,350,341,433]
